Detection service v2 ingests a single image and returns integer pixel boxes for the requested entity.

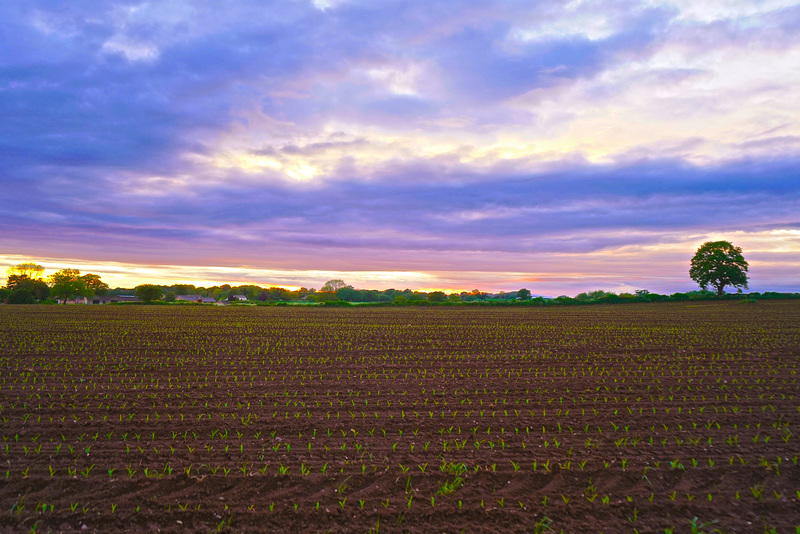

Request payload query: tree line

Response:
[2,241,795,305]
[0,264,109,304]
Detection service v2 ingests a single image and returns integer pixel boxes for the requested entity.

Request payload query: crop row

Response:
[1,302,799,532]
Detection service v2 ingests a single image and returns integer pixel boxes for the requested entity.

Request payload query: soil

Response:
[0,301,798,533]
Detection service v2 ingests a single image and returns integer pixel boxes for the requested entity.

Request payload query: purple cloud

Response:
[1,0,798,293]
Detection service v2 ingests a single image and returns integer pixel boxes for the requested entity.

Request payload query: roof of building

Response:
[175,295,217,303]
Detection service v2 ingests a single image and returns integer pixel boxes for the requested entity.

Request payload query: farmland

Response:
[1,302,799,533]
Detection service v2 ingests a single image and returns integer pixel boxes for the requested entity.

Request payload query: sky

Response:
[1,0,799,295]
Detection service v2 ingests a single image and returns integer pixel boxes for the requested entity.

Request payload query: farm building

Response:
[175,295,217,304]
[54,296,89,304]
[91,295,139,304]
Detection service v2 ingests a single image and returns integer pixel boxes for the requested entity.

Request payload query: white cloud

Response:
[312,0,349,11]
[649,0,798,23]
[509,1,621,42]
[366,63,424,96]
[101,38,160,61]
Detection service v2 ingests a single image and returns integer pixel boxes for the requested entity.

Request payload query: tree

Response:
[689,240,749,296]
[517,288,532,300]
[81,273,109,296]
[7,262,44,280]
[429,291,446,303]
[8,288,35,304]
[313,291,339,302]
[49,269,87,303]
[460,289,487,302]
[321,279,347,292]
[135,284,163,303]
[576,290,613,301]
[6,275,49,300]
[7,274,28,291]
[336,286,362,302]
[170,284,196,296]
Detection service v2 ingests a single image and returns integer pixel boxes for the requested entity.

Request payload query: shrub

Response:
[321,300,352,307]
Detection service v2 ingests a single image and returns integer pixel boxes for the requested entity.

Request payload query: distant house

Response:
[56,296,89,304]
[176,295,217,304]
[91,295,139,305]
[231,295,248,301]
[175,294,202,302]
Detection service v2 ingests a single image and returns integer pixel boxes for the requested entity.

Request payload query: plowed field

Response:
[1,301,799,533]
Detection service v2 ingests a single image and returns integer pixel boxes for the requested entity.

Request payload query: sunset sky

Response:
[2,0,799,295]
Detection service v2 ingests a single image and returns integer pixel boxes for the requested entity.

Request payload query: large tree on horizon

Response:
[135,284,163,303]
[689,240,749,296]
[6,274,50,300]
[49,269,87,303]
[321,279,348,292]
[7,262,44,280]
[81,273,109,296]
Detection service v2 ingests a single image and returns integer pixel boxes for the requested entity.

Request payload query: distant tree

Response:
[8,288,35,304]
[7,262,45,280]
[169,284,193,295]
[690,241,749,296]
[135,284,163,303]
[7,274,27,291]
[49,269,87,303]
[297,287,312,299]
[429,291,446,303]
[208,287,224,300]
[268,287,291,301]
[359,289,378,302]
[336,286,362,302]
[460,289,487,302]
[517,288,532,300]
[6,275,50,300]
[314,291,339,302]
[575,290,613,301]
[164,291,176,302]
[81,273,109,297]
[321,279,347,292]
[233,285,262,300]
[0,288,8,302]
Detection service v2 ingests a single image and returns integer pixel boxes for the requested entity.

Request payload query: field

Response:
[1,301,799,533]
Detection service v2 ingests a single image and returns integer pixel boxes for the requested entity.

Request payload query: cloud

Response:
[4,154,797,256]
[1,0,799,293]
